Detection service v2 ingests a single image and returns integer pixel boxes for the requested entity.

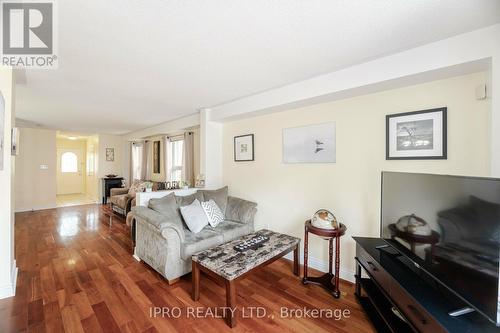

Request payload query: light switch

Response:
[40,164,49,170]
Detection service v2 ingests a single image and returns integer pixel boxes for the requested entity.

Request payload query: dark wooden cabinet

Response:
[101,177,124,204]
[353,237,500,333]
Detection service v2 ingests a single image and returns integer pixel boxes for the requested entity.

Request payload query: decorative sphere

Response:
[312,209,339,229]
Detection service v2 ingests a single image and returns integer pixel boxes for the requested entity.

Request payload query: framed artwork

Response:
[105,148,114,161]
[386,107,447,160]
[234,134,254,161]
[283,122,336,163]
[153,140,161,173]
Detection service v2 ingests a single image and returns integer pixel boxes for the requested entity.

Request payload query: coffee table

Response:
[191,229,300,328]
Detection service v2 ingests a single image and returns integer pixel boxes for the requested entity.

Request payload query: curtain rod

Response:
[167,131,193,139]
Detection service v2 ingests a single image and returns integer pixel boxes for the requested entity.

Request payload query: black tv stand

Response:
[353,237,500,333]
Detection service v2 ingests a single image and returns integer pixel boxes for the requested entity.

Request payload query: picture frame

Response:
[153,140,161,173]
[234,134,254,162]
[105,148,115,161]
[283,122,336,163]
[386,107,447,160]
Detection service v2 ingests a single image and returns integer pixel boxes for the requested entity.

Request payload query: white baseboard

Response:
[15,204,57,213]
[283,252,355,283]
[0,260,18,299]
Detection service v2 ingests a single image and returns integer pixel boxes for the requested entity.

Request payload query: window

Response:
[132,143,143,180]
[61,152,78,173]
[169,139,184,181]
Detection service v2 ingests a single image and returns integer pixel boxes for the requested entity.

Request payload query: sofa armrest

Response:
[132,206,185,242]
[110,187,129,196]
[225,196,257,225]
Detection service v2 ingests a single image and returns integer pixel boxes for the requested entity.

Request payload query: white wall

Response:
[222,72,491,281]
[97,134,123,199]
[0,66,16,298]
[15,128,57,212]
[212,24,500,176]
[98,134,123,178]
[86,135,99,201]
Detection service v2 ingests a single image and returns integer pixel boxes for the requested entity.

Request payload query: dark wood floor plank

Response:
[0,204,375,333]
[92,301,121,333]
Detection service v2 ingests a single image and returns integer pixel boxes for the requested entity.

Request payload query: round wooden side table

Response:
[302,220,347,298]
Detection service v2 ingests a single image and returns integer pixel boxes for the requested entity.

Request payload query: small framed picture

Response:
[234,134,254,162]
[106,148,115,161]
[386,107,447,160]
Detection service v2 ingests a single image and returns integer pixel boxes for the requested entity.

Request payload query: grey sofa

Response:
[131,189,257,284]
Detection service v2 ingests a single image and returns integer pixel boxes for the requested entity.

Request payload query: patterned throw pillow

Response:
[201,199,224,228]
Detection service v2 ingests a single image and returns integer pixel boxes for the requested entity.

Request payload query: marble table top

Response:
[192,229,300,280]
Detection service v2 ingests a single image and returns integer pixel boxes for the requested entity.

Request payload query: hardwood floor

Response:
[0,204,375,333]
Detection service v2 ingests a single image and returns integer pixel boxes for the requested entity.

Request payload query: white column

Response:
[491,52,500,177]
[0,67,17,299]
[199,108,223,189]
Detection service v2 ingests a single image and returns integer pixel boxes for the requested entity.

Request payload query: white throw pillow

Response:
[201,199,225,227]
[180,199,208,233]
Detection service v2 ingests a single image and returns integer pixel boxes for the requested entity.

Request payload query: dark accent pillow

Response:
[470,195,500,244]
[199,186,228,214]
[175,192,204,207]
[157,182,167,191]
[148,193,183,226]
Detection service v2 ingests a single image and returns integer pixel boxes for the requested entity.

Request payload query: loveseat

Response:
[131,187,257,284]
[109,180,164,216]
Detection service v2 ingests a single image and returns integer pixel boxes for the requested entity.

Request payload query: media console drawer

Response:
[356,244,391,294]
[390,280,447,333]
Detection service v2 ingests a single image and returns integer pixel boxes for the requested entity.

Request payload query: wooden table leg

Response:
[329,238,333,274]
[303,226,309,283]
[333,235,340,298]
[225,279,236,328]
[192,261,200,301]
[293,243,300,276]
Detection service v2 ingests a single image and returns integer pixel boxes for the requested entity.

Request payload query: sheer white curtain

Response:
[131,142,144,182]
[163,136,171,181]
[129,142,134,185]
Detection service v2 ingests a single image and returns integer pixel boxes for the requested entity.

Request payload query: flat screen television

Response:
[381,172,500,325]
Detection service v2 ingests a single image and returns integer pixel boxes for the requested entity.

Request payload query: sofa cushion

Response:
[181,228,224,260]
[470,195,500,243]
[211,220,254,243]
[128,180,145,196]
[110,194,130,208]
[180,199,208,233]
[148,193,183,226]
[201,199,224,227]
[199,186,228,214]
[176,192,204,207]
[225,196,257,224]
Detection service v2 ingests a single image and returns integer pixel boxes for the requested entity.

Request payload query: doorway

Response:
[56,134,97,207]
[57,148,84,194]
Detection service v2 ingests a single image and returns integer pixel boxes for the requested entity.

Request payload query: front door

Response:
[57,148,84,194]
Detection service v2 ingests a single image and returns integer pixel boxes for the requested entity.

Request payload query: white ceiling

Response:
[15,0,500,135]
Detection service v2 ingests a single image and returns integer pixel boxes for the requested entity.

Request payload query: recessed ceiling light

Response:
[68,136,77,140]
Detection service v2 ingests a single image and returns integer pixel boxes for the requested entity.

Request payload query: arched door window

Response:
[61,152,78,173]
